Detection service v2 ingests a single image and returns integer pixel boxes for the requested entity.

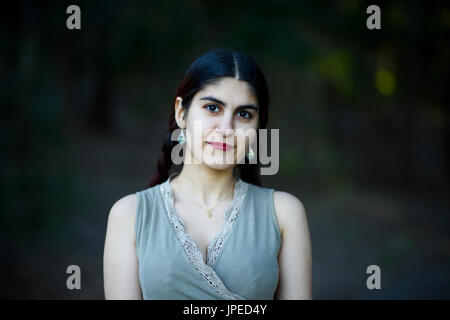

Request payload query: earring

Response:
[245,147,255,160]
[177,129,186,144]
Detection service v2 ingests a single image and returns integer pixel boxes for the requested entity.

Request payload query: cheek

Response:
[185,119,214,140]
[202,128,216,141]
[235,131,257,151]
[188,117,218,135]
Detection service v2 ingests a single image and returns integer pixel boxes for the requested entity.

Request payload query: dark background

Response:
[1,0,449,299]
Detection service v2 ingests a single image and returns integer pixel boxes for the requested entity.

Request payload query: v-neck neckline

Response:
[161,172,248,268]
[159,172,249,299]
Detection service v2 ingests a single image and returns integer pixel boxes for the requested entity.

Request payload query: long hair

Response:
[148,47,270,187]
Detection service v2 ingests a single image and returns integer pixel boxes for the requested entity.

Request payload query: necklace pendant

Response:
[206,209,212,218]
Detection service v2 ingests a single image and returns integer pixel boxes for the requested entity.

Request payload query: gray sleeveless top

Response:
[135,172,281,300]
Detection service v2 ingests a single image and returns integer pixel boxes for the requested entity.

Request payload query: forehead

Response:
[194,77,258,106]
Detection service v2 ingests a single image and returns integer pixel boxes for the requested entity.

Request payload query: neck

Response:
[171,164,237,207]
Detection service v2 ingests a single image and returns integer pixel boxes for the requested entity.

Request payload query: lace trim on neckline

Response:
[159,173,249,300]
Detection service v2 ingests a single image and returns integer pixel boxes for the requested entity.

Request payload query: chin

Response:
[202,157,236,170]
[204,164,233,171]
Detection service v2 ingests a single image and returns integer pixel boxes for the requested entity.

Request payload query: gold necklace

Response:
[175,180,234,218]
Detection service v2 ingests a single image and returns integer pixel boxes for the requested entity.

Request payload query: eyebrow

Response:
[199,95,258,111]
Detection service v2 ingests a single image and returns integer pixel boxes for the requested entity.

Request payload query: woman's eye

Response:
[205,104,220,113]
[237,111,252,120]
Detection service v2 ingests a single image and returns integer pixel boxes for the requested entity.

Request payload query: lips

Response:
[207,142,234,150]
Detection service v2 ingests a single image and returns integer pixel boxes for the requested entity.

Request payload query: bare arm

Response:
[103,194,143,299]
[273,191,312,299]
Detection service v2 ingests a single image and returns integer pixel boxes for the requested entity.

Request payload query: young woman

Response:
[103,48,312,300]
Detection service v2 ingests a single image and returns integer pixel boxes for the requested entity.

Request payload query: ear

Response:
[174,97,186,128]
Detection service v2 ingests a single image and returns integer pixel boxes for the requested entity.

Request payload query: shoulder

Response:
[106,194,139,239]
[272,190,307,239]
[109,194,138,219]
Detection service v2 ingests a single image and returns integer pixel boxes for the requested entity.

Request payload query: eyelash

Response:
[204,104,253,120]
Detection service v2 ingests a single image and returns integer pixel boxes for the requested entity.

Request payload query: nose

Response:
[215,114,234,136]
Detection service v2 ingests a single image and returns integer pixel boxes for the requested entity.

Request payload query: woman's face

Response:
[175,76,259,170]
